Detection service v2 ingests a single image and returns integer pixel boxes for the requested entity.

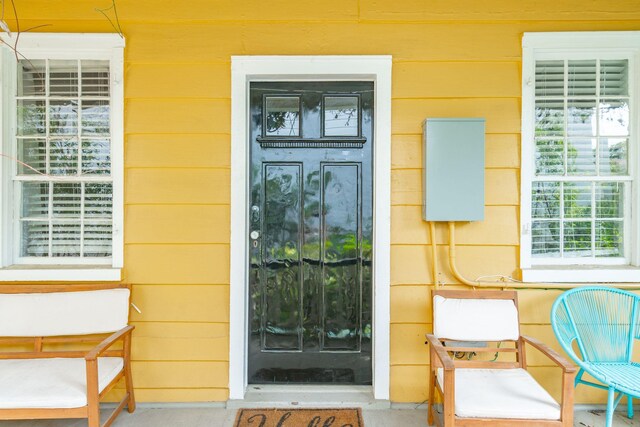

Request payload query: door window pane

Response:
[324,96,359,136]
[265,96,300,136]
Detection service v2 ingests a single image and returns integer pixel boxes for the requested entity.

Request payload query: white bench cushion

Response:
[437,368,561,420]
[433,295,520,341]
[0,289,130,337]
[0,357,124,409]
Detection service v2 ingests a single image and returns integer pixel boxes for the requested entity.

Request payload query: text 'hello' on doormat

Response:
[234,407,363,427]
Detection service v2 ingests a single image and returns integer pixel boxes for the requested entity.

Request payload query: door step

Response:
[227,385,390,409]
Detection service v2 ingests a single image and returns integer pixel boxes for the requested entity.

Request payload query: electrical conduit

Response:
[445,221,640,291]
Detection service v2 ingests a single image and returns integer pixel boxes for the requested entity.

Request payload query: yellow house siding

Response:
[8,0,640,404]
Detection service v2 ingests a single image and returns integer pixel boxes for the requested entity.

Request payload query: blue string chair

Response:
[551,286,640,427]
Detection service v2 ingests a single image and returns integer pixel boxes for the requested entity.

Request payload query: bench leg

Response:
[628,394,634,419]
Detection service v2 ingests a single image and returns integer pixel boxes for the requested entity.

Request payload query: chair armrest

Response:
[85,325,135,361]
[521,335,577,373]
[425,334,455,370]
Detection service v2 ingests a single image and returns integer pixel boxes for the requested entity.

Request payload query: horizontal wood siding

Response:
[7,0,640,403]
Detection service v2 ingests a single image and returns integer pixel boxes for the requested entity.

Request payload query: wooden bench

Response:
[0,284,135,427]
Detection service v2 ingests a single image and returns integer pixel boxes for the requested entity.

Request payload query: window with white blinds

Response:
[521,32,640,281]
[532,59,630,262]
[0,33,123,280]
[16,60,113,261]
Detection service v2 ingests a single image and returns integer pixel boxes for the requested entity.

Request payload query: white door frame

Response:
[229,56,392,400]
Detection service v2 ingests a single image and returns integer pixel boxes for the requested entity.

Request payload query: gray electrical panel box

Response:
[423,118,485,221]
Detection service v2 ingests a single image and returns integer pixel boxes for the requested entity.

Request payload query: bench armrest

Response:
[521,335,577,373]
[85,325,134,361]
[425,334,455,370]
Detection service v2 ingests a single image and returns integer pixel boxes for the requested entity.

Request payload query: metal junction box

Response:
[422,118,485,222]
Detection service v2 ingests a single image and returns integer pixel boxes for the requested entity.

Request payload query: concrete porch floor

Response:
[0,407,639,426]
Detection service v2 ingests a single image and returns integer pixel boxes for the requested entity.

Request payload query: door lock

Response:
[250,230,260,248]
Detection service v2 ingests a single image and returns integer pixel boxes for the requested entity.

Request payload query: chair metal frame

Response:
[426,289,576,427]
[551,286,640,427]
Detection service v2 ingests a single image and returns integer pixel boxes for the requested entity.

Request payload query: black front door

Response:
[248,81,373,385]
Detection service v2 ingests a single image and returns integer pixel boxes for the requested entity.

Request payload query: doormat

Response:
[234,408,363,427]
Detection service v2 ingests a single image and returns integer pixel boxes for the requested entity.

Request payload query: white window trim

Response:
[229,56,392,400]
[0,33,124,282]
[521,31,640,283]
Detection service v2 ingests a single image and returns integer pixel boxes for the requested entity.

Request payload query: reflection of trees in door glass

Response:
[263,165,302,350]
[265,97,300,136]
[324,96,358,137]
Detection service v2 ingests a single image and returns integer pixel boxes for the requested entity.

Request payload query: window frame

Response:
[521,31,640,283]
[0,33,124,281]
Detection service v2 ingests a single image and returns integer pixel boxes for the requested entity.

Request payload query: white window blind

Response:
[15,59,113,261]
[531,58,631,263]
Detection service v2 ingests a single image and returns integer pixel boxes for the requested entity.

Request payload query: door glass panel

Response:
[262,164,302,350]
[324,96,359,136]
[265,96,300,137]
[322,164,361,350]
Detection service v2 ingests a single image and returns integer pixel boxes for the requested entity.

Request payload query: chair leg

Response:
[574,368,584,387]
[606,387,616,427]
[124,332,136,413]
[627,394,634,419]
[427,370,435,426]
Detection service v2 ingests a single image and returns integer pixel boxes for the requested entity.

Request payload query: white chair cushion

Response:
[436,368,560,420]
[0,289,130,336]
[0,357,124,409]
[433,295,519,341]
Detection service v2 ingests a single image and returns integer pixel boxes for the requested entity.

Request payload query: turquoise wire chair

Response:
[551,286,640,427]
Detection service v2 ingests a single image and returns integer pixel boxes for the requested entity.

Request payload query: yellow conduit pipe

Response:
[447,221,479,288]
[429,222,439,289]
[446,221,640,291]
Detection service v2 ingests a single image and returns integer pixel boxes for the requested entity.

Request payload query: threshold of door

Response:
[227,385,390,409]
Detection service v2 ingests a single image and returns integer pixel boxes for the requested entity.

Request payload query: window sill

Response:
[522,266,640,283]
[0,266,121,282]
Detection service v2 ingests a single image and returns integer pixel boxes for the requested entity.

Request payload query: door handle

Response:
[251,205,260,222]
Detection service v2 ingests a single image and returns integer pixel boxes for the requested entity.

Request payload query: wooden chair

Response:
[0,284,135,427]
[425,289,576,426]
